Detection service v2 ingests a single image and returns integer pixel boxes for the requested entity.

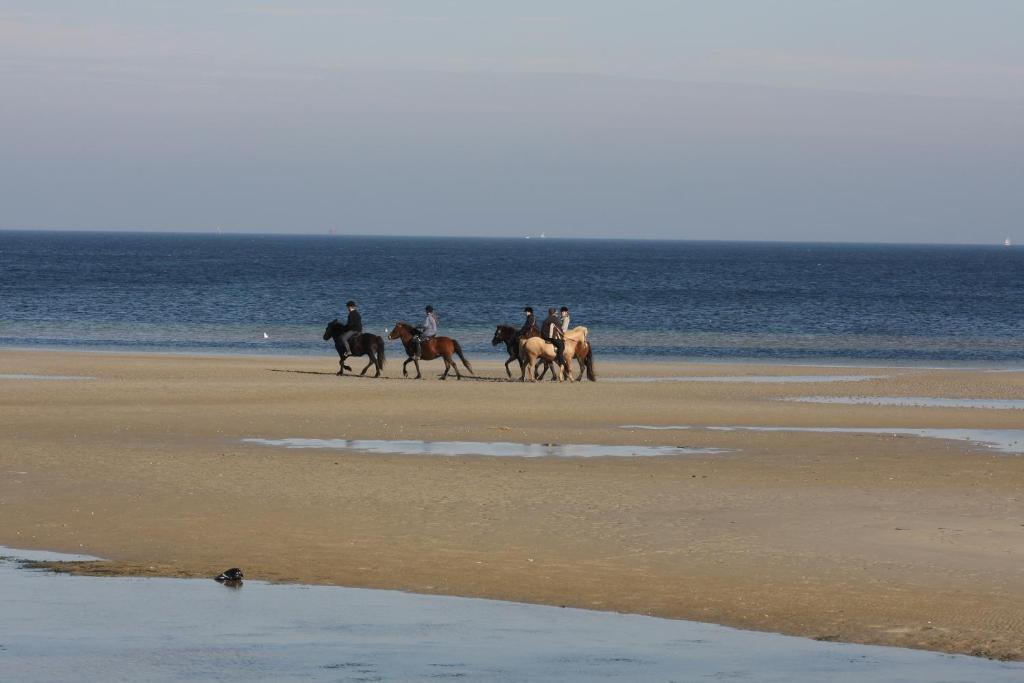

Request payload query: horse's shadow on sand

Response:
[266,369,506,382]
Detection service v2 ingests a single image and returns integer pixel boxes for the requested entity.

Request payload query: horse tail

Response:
[454,340,474,375]
[584,343,596,381]
[377,335,386,370]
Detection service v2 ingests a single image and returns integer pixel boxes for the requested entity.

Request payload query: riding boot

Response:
[413,339,421,360]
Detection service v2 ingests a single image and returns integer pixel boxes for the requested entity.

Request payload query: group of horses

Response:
[322,319,596,382]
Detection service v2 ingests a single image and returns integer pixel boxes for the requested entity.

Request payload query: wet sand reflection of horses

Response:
[519,327,594,382]
[388,322,474,380]
[322,319,386,377]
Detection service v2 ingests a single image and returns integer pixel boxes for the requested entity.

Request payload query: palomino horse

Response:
[491,324,541,379]
[388,322,474,380]
[518,327,590,382]
[323,319,386,377]
[535,332,596,382]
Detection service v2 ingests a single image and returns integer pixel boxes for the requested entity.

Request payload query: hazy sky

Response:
[1,1,1022,242]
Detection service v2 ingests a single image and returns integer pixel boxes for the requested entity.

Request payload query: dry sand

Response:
[1,349,1023,659]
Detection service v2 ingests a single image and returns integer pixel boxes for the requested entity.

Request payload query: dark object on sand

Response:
[215,567,244,582]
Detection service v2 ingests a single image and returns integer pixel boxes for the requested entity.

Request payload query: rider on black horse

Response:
[338,300,363,357]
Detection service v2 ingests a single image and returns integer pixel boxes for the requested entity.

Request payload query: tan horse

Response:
[518,327,589,382]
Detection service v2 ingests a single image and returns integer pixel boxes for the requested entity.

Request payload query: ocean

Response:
[1,230,1022,363]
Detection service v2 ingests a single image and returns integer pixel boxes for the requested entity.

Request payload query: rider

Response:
[541,307,568,371]
[413,305,438,360]
[519,306,536,338]
[339,300,362,357]
[559,306,571,332]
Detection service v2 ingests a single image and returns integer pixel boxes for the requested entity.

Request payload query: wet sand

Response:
[1,349,1023,660]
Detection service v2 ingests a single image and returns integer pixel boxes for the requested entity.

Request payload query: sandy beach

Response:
[2,349,1022,660]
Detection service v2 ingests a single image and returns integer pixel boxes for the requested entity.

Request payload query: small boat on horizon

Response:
[1005,237,1012,247]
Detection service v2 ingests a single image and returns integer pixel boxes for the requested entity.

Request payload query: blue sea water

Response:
[1,230,1022,363]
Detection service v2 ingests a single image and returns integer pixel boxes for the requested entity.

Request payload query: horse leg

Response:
[359,355,373,376]
[402,357,413,378]
[413,358,422,379]
[450,353,462,380]
[337,359,345,376]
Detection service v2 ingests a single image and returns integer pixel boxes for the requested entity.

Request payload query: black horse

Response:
[491,324,527,379]
[323,319,386,377]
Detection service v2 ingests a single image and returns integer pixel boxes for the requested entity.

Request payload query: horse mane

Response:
[497,324,516,334]
[565,326,588,342]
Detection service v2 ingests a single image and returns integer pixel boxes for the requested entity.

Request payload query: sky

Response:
[1,1,1022,243]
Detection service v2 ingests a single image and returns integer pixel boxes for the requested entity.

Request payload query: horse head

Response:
[388,322,409,341]
[491,325,514,346]
[323,319,341,341]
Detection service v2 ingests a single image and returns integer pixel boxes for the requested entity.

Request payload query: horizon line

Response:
[0,226,1015,248]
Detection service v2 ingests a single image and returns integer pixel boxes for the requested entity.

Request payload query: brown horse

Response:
[518,327,590,382]
[389,322,474,380]
[491,324,542,379]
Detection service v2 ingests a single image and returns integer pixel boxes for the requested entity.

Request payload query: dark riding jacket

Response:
[345,309,363,333]
[519,313,535,336]
[541,314,563,341]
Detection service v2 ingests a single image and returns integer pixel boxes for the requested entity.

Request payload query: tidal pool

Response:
[243,438,731,458]
[604,374,886,383]
[2,548,1022,683]
[787,396,1024,410]
[620,425,1024,454]
[0,373,94,381]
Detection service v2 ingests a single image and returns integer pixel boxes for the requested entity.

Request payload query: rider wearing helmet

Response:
[541,307,569,372]
[339,300,362,357]
[413,305,438,360]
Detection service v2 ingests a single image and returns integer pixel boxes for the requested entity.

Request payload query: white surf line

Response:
[786,396,1024,410]
[619,425,1024,454]
[604,375,887,384]
[0,373,95,380]
[243,438,733,458]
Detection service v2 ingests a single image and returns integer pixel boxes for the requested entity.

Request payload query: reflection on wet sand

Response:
[243,437,732,458]
[621,425,1024,454]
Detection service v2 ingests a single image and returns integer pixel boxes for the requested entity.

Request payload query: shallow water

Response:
[605,374,886,383]
[2,548,1022,683]
[0,373,94,380]
[787,396,1024,410]
[620,425,1024,454]
[5,232,1024,363]
[243,437,730,458]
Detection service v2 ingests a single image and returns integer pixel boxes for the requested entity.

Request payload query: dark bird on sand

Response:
[215,568,244,582]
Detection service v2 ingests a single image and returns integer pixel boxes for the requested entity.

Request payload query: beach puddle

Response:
[2,547,1022,683]
[620,425,1024,454]
[787,396,1024,410]
[243,438,731,458]
[605,374,886,383]
[0,373,94,381]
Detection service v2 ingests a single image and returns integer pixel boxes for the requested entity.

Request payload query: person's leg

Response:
[554,339,568,374]
[340,330,355,355]
[413,335,422,359]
